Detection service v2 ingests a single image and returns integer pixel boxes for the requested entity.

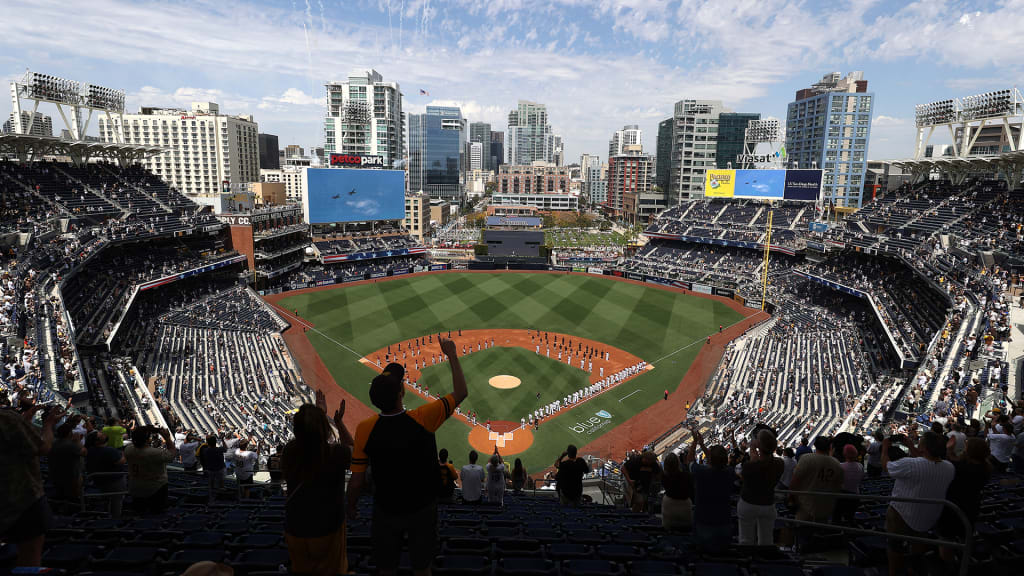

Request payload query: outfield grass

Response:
[545,229,630,248]
[416,347,592,423]
[280,273,743,472]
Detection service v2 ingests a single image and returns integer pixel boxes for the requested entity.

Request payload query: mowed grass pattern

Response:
[280,273,744,471]
[416,347,593,423]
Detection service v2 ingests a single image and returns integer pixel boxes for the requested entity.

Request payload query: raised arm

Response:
[440,339,467,405]
[333,399,354,447]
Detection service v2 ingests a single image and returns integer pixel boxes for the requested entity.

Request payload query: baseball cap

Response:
[369,363,406,411]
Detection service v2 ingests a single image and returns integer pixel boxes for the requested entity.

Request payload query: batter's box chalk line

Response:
[488,430,514,448]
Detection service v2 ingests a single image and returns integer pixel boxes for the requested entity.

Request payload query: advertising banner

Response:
[644,276,673,286]
[323,246,427,264]
[587,267,605,275]
[611,270,623,277]
[414,265,428,273]
[714,287,735,298]
[392,268,409,276]
[733,293,746,306]
[783,170,823,201]
[370,272,387,279]
[692,283,713,294]
[734,169,785,199]
[429,264,448,271]
[809,221,829,233]
[807,241,826,252]
[343,274,363,283]
[671,280,691,290]
[704,169,736,198]
[306,168,405,223]
[626,272,643,281]
[551,265,572,272]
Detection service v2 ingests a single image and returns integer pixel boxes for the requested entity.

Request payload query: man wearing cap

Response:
[348,339,467,576]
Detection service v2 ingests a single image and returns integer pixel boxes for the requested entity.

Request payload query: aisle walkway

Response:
[1006,292,1024,401]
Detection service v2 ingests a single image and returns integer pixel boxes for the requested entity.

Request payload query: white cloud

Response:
[872,115,906,127]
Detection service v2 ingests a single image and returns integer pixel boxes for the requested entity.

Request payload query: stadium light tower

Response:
[10,70,126,142]
[740,118,785,169]
[913,88,1024,159]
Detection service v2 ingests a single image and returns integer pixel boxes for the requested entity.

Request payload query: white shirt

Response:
[180,441,200,467]
[460,464,486,501]
[987,432,1015,463]
[235,449,257,476]
[947,431,966,457]
[780,456,797,487]
[887,457,955,532]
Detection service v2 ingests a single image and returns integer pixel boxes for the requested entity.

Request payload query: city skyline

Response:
[2,1,1022,163]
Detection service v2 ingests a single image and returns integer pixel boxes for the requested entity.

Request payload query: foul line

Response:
[618,389,643,402]
[273,306,366,361]
[651,314,765,365]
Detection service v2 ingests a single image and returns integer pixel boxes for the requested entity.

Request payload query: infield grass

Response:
[279,272,743,472]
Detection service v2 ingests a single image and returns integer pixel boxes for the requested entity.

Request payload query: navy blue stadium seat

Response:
[162,548,227,572]
[42,543,102,571]
[497,556,557,576]
[562,558,624,576]
[434,554,493,575]
[547,543,592,561]
[91,546,164,571]
[494,538,542,558]
[232,548,291,574]
[628,559,685,576]
[598,544,645,562]
[183,531,226,547]
[693,563,748,576]
[443,537,491,555]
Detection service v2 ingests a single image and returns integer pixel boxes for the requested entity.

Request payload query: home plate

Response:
[488,430,514,448]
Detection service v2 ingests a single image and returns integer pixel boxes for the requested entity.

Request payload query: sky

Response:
[3,0,1024,164]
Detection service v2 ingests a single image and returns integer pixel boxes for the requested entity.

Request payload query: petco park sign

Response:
[329,153,384,168]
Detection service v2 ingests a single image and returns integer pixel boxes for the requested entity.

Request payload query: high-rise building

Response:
[283,144,304,158]
[490,132,504,171]
[311,146,325,166]
[506,100,560,165]
[655,118,673,192]
[324,69,404,168]
[608,125,642,159]
[258,133,280,170]
[98,102,259,197]
[469,122,492,170]
[608,148,654,222]
[786,71,873,207]
[408,106,465,200]
[469,142,484,171]
[666,99,728,204]
[4,111,53,137]
[716,113,760,169]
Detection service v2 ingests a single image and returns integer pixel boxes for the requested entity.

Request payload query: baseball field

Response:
[275,272,747,473]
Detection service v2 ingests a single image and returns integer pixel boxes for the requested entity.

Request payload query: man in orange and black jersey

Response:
[347,339,467,576]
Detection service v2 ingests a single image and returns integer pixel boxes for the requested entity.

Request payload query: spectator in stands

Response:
[795,437,812,460]
[511,458,528,493]
[486,447,507,506]
[460,450,485,504]
[882,431,955,575]
[437,448,458,504]
[624,450,661,512]
[660,451,692,531]
[49,417,87,510]
[199,434,226,503]
[834,444,864,526]
[866,429,884,477]
[789,436,844,530]
[555,444,590,507]
[779,447,797,489]
[985,416,1015,473]
[283,390,352,576]
[102,416,128,449]
[347,340,467,576]
[687,427,733,549]
[180,432,200,472]
[938,437,991,564]
[0,403,63,568]
[234,439,258,498]
[737,429,784,545]
[85,429,126,520]
[268,444,285,483]
[125,425,177,514]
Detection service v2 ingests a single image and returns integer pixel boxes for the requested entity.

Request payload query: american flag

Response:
[419,89,430,96]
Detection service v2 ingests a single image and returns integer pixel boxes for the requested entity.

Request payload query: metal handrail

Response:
[777,489,973,576]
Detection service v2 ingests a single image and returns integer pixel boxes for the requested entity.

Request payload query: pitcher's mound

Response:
[489,375,521,389]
